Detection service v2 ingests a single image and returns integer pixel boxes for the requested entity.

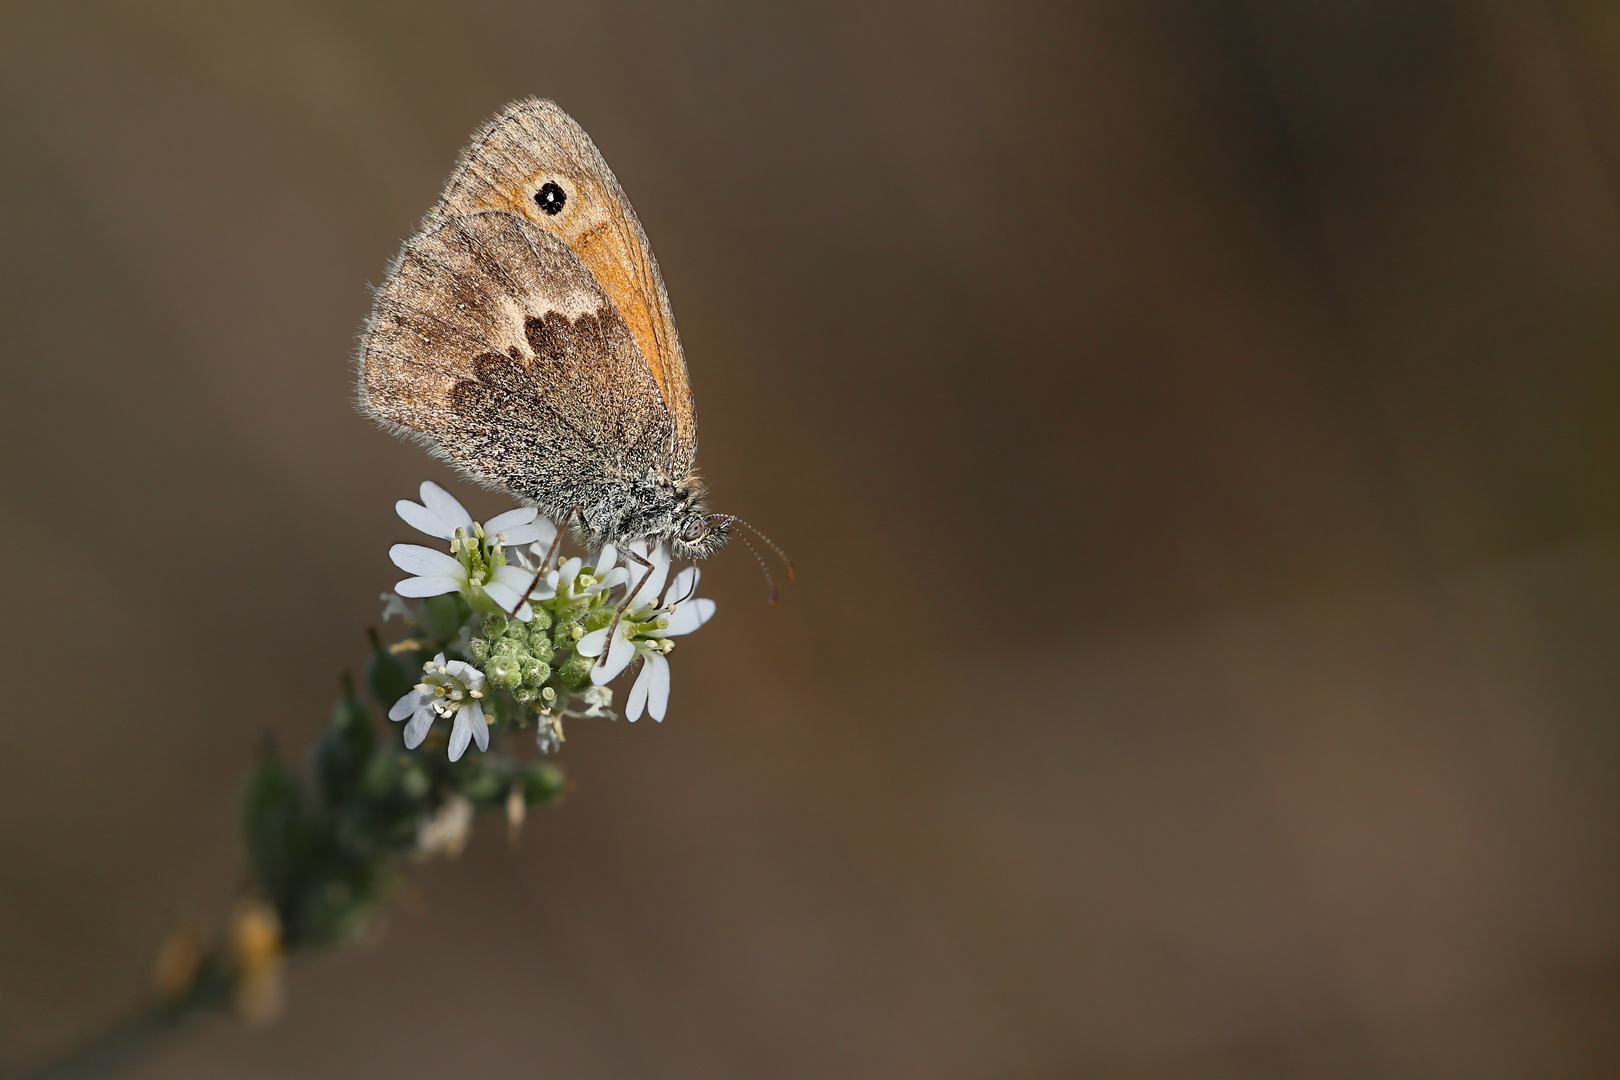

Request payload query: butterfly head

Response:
[667,482,730,561]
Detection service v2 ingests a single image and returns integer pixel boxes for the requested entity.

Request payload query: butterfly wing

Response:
[421,98,696,462]
[358,210,673,514]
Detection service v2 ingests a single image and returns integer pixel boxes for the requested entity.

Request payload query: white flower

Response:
[378,592,412,622]
[535,709,565,755]
[545,553,629,605]
[576,543,717,722]
[389,481,555,621]
[577,685,614,718]
[388,652,491,761]
[415,795,474,858]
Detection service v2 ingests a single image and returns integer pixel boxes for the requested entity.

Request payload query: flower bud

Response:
[486,654,522,690]
[557,653,595,690]
[527,626,556,661]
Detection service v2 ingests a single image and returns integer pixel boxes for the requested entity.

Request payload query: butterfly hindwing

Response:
[359,210,673,513]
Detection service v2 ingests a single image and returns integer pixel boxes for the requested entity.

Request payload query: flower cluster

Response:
[382,482,717,760]
[43,481,724,1060]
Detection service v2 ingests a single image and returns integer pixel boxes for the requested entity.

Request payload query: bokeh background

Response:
[5,1,1620,1076]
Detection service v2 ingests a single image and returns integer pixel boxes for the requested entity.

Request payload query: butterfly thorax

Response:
[570,467,729,562]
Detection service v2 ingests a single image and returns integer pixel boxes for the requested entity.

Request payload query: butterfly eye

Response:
[534,182,567,216]
[680,517,708,543]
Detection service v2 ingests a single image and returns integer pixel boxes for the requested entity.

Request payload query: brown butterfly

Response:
[358,98,787,597]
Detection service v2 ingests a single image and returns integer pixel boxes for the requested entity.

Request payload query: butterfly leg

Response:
[509,504,580,617]
[597,544,656,669]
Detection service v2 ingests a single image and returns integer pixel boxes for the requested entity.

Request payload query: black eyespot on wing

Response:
[534,182,566,216]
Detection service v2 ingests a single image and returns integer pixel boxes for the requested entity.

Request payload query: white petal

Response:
[589,634,636,685]
[389,689,425,722]
[466,701,489,752]
[390,544,464,578]
[420,481,474,536]
[404,706,435,748]
[447,711,473,761]
[664,566,700,606]
[482,580,534,621]
[557,557,583,590]
[395,575,463,597]
[576,627,609,658]
[627,545,670,608]
[598,567,629,590]
[525,517,559,558]
[625,661,651,721]
[664,597,716,636]
[495,523,544,546]
[397,500,456,539]
[493,563,551,599]
[591,543,618,576]
[487,509,543,546]
[645,652,671,721]
[484,507,537,534]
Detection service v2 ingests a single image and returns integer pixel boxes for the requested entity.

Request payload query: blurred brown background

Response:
[4,1,1620,1076]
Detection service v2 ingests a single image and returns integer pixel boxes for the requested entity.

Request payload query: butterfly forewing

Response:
[423,98,695,460]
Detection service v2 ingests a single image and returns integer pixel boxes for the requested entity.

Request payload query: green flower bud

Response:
[526,606,553,632]
[530,637,555,664]
[521,658,551,686]
[513,686,537,703]
[584,607,614,632]
[482,611,511,639]
[486,655,523,690]
[467,637,490,663]
[557,652,595,690]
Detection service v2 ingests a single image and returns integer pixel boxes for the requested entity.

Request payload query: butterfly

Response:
[358,98,790,598]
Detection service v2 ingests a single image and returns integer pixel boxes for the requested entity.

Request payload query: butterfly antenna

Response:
[733,530,778,607]
[712,515,795,582]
